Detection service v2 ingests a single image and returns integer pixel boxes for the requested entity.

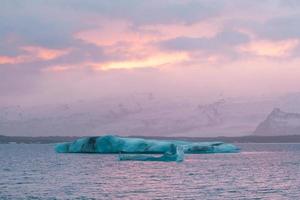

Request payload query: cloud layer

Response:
[1,0,300,105]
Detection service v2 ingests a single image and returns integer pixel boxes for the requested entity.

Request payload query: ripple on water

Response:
[0,143,300,199]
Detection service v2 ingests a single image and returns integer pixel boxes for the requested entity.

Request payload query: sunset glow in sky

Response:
[1,0,300,105]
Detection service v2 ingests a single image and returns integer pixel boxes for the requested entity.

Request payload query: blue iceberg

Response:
[118,144,185,162]
[55,135,239,155]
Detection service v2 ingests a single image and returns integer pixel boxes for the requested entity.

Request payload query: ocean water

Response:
[1,143,300,200]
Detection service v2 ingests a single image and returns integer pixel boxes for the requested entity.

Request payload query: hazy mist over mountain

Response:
[1,92,300,137]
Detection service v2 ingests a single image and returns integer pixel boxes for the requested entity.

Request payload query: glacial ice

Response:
[119,144,185,162]
[55,135,239,155]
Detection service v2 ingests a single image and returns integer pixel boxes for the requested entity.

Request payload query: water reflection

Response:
[0,143,300,199]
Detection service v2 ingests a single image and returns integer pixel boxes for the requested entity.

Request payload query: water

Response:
[1,143,300,200]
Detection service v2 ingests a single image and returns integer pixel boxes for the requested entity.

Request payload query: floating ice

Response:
[55,135,239,155]
[119,144,185,162]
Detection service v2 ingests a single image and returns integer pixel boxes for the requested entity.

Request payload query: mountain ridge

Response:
[254,108,300,136]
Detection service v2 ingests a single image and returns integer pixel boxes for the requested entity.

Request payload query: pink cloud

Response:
[0,46,71,65]
[238,39,299,57]
[91,52,189,70]
[21,46,71,60]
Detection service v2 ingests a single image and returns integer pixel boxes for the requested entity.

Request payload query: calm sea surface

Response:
[1,143,300,200]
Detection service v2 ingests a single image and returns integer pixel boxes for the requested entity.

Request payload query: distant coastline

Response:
[1,134,300,144]
[0,135,79,144]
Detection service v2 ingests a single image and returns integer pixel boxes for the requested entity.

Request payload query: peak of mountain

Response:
[253,108,300,136]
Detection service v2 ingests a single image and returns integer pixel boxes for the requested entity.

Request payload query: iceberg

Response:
[55,135,239,154]
[118,144,185,162]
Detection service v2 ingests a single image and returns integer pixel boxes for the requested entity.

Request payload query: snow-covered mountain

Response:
[1,93,300,137]
[253,108,300,136]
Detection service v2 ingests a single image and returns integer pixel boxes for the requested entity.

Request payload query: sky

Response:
[1,0,300,106]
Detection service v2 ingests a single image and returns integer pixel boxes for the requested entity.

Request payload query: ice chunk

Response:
[118,144,185,162]
[55,135,239,154]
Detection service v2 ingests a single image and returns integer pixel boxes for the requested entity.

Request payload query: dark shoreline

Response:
[1,134,300,144]
[131,135,300,143]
